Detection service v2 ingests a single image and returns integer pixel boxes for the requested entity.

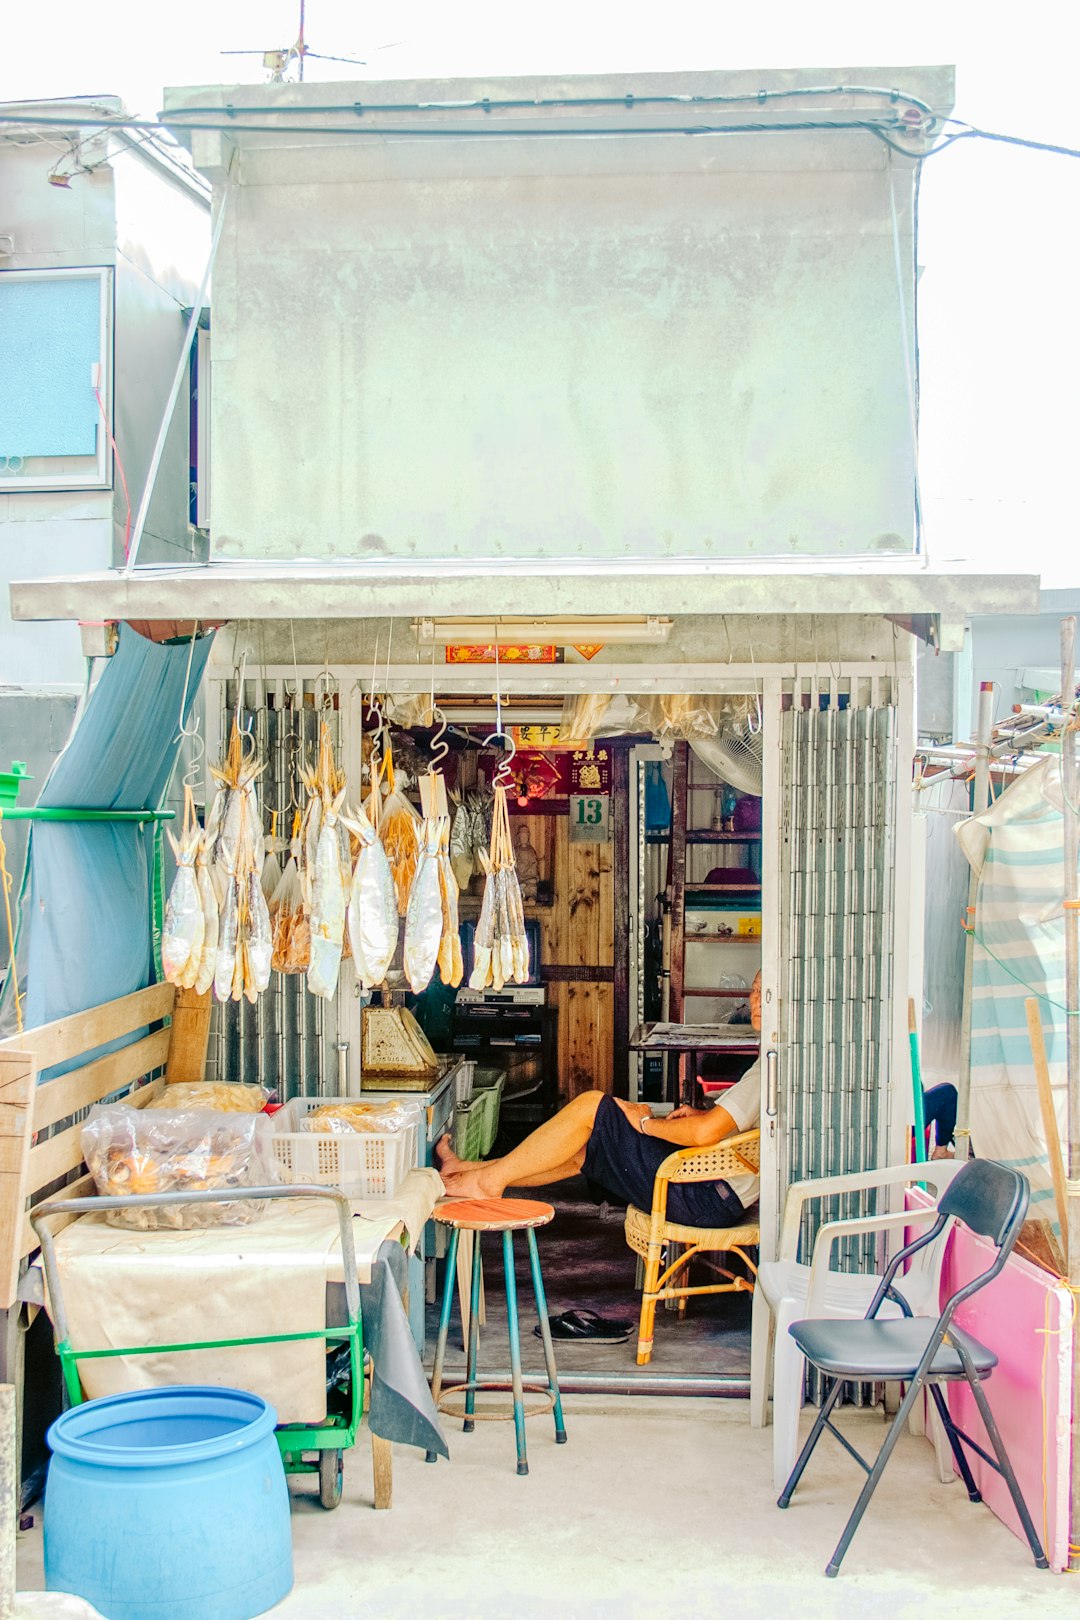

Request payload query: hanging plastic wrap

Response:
[343,799,399,990]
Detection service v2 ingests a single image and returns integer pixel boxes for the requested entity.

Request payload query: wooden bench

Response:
[0,983,393,1508]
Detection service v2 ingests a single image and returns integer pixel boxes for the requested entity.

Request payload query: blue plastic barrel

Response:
[45,1387,293,1620]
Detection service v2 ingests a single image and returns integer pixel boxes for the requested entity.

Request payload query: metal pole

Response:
[1058,616,1080,1573]
[955,680,995,1146]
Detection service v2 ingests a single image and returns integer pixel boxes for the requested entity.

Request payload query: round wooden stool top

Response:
[434,1198,554,1232]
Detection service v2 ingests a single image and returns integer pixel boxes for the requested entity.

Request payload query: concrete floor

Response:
[17,1397,1074,1620]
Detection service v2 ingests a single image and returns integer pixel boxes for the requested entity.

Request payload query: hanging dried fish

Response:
[378,738,421,914]
[307,788,348,1000]
[467,783,529,991]
[342,801,398,990]
[193,839,220,996]
[436,819,463,987]
[206,720,268,1003]
[403,817,444,993]
[163,787,205,986]
[269,818,307,975]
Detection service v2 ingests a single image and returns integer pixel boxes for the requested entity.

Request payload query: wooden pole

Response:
[1025,997,1068,1267]
[164,986,214,1084]
[1058,616,1080,1571]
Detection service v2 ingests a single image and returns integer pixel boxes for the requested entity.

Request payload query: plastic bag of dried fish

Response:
[82,1105,278,1230]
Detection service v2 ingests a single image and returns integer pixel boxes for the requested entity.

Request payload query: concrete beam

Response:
[8,562,1040,625]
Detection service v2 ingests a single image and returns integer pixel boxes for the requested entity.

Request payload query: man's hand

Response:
[614,1099,653,1131]
[667,1104,701,1120]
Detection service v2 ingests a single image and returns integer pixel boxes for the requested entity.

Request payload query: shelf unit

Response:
[663,741,762,1096]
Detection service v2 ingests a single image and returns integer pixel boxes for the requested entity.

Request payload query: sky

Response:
[3,0,1079,587]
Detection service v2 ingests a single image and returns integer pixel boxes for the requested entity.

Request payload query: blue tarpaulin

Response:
[23,625,212,1031]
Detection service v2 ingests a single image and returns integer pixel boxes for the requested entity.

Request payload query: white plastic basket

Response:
[454,1060,477,1107]
[270,1098,418,1199]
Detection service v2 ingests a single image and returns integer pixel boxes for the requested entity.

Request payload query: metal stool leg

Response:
[526,1226,566,1443]
[503,1229,528,1475]
[463,1230,483,1433]
[426,1224,460,1463]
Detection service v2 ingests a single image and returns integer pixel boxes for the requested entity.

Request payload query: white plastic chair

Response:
[750,1159,965,1489]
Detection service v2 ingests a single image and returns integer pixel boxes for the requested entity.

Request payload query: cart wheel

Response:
[318,1448,344,1510]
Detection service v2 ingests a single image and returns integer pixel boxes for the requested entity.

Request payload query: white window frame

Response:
[0,265,113,493]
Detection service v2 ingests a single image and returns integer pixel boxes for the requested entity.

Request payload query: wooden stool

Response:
[426,1198,567,1475]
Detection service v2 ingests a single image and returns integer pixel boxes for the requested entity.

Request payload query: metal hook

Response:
[430,704,449,772]
[481,726,516,790]
[181,718,206,791]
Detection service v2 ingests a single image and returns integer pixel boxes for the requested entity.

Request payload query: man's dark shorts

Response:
[582,1095,746,1225]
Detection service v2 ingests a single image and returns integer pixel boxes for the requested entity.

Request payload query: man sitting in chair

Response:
[436,973,762,1227]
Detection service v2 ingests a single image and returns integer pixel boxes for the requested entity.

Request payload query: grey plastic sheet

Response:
[331,1240,448,1459]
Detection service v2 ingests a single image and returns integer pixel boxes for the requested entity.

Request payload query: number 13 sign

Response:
[569,794,611,843]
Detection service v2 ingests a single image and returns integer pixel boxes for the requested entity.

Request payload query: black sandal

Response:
[534,1309,634,1345]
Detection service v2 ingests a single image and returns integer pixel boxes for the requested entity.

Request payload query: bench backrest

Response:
[0,983,175,1308]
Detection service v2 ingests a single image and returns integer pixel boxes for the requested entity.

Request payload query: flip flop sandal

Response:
[533,1310,634,1345]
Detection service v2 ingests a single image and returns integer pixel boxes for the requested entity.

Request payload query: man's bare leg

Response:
[435,1092,606,1198]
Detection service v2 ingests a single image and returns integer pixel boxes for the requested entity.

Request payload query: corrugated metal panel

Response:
[207,679,348,1100]
[779,688,897,1402]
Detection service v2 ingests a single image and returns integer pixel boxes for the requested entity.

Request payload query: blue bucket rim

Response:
[47,1386,278,1469]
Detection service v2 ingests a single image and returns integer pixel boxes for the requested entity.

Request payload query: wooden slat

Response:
[33,1028,172,1134]
[0,1052,35,1309]
[0,983,175,1071]
[27,1073,164,1202]
[165,986,213,1084]
[564,982,614,1098]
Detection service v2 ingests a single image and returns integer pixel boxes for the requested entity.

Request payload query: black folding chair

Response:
[777,1158,1049,1578]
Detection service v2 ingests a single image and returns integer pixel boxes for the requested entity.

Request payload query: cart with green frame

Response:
[32,1183,363,1511]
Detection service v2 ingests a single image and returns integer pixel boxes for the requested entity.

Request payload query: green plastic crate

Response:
[453,1073,505,1160]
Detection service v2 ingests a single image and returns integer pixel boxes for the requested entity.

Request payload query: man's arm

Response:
[640,1105,741,1149]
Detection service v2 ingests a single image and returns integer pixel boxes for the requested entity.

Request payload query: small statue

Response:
[514,823,541,901]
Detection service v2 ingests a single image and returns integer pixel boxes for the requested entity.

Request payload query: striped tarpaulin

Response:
[957,754,1069,1234]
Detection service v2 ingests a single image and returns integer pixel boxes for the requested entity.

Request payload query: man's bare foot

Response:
[434,1134,479,1177]
[441,1166,505,1199]
[931,1145,955,1160]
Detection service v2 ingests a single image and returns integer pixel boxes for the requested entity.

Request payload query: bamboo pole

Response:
[1025,997,1068,1266]
[955,681,996,1147]
[1059,617,1080,1571]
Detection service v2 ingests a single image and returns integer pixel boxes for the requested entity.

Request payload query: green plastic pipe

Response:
[0,808,174,822]
[908,997,927,1184]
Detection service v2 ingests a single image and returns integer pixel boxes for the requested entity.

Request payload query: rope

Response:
[0,810,23,1032]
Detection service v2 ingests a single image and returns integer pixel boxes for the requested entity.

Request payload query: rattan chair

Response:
[624,1128,760,1365]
